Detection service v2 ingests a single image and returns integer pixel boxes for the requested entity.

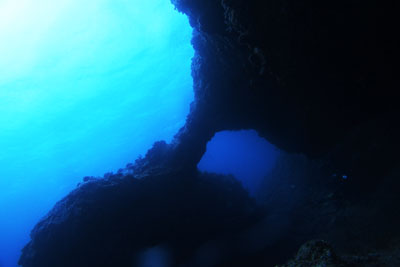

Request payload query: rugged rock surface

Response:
[252,151,400,266]
[277,240,347,267]
[20,0,398,266]
[19,145,261,266]
[278,240,400,267]
[172,0,397,159]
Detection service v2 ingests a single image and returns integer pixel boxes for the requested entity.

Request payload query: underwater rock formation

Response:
[20,0,398,266]
[278,240,346,267]
[19,146,260,266]
[279,240,400,267]
[172,0,396,158]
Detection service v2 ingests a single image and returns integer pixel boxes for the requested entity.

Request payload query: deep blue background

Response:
[198,130,278,195]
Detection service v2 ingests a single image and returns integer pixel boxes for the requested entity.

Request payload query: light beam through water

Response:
[0,0,193,265]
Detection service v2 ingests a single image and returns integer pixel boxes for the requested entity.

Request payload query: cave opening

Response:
[0,0,193,266]
[198,130,279,195]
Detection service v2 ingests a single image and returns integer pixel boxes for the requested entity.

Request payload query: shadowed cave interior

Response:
[17,0,399,266]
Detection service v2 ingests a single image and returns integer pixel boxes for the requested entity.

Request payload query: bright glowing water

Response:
[0,0,193,266]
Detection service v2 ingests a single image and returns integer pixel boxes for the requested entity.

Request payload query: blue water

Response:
[0,1,193,266]
[198,130,279,195]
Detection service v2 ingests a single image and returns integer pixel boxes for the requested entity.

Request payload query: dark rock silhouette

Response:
[278,240,400,267]
[19,149,261,266]
[20,0,398,266]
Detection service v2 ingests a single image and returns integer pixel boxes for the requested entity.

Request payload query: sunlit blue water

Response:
[198,130,279,195]
[0,0,193,266]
